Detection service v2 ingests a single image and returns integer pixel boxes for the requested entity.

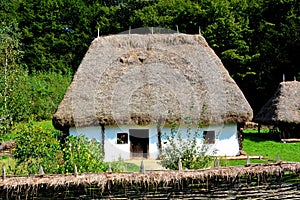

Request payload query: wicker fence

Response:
[1,162,299,199]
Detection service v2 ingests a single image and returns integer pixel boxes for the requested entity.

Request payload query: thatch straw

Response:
[254,81,300,124]
[52,34,253,131]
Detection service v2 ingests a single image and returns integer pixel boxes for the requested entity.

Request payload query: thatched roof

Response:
[254,81,300,125]
[53,34,252,131]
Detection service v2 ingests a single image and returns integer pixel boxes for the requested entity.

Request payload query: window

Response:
[203,131,215,144]
[117,133,128,144]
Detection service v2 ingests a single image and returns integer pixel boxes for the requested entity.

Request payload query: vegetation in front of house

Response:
[6,123,107,175]
[160,124,215,170]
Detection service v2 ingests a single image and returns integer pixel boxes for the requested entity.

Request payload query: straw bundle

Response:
[1,162,299,192]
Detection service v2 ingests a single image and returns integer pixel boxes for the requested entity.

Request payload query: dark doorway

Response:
[129,129,149,159]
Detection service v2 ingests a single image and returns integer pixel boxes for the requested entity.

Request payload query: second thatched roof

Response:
[53,33,252,131]
[254,81,300,125]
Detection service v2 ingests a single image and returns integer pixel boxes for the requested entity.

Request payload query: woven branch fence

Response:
[1,162,299,199]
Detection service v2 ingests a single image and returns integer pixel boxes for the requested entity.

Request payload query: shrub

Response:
[13,124,107,175]
[13,122,64,174]
[160,124,215,170]
[63,135,107,173]
[29,71,72,121]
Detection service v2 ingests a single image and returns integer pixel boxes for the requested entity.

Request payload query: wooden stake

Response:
[178,158,182,171]
[2,166,6,180]
[74,164,78,177]
[276,154,280,163]
[246,156,251,166]
[140,160,145,173]
[214,157,219,168]
[108,163,112,173]
[39,165,44,176]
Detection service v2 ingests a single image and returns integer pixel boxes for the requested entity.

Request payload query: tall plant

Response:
[0,21,23,136]
[160,122,215,170]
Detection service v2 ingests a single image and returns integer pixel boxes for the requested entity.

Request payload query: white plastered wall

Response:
[69,123,239,162]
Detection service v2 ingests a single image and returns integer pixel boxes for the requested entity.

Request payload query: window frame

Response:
[117,133,128,144]
[203,130,215,144]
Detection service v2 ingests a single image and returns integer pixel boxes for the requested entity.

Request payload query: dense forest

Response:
[0,0,299,134]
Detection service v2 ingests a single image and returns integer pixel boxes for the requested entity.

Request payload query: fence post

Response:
[276,154,281,163]
[178,158,182,171]
[74,164,78,177]
[2,165,6,180]
[246,156,251,166]
[214,157,219,168]
[108,163,112,173]
[140,160,145,173]
[39,165,44,176]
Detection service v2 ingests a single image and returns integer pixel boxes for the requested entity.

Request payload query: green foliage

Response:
[63,135,107,173]
[160,124,214,170]
[13,122,64,174]
[18,0,92,73]
[0,21,23,136]
[28,71,72,121]
[0,157,17,176]
[110,156,127,172]
[12,123,107,175]
[0,70,71,125]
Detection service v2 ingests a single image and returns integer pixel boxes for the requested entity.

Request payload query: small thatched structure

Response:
[1,163,300,199]
[254,81,300,138]
[53,33,252,130]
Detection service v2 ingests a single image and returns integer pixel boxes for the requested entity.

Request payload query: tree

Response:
[18,0,92,73]
[0,21,23,135]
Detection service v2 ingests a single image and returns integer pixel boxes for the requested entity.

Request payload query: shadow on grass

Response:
[242,131,280,142]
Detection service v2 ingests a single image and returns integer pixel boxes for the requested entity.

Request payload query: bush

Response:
[29,71,72,121]
[13,123,107,175]
[13,122,64,174]
[160,124,215,170]
[63,135,107,173]
[0,71,72,134]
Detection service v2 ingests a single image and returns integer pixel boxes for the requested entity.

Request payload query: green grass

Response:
[223,130,300,166]
[0,156,17,176]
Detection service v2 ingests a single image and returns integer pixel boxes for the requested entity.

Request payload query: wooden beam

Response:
[281,138,300,143]
[219,155,264,160]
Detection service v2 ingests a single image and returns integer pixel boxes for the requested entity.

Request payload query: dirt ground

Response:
[125,159,166,171]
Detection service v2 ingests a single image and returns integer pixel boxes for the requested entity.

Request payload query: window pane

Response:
[203,131,215,144]
[117,133,128,144]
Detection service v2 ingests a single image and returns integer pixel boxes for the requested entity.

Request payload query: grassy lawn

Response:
[223,130,300,166]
